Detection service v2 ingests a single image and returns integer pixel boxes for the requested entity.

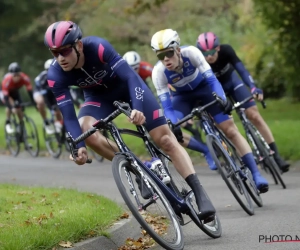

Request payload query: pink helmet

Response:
[196,32,219,51]
[44,21,82,49]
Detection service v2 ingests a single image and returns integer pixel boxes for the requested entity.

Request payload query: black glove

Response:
[218,99,232,115]
[173,126,184,143]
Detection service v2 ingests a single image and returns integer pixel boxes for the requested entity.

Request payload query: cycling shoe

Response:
[253,174,269,193]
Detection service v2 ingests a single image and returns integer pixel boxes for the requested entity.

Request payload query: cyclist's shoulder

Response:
[140,61,153,68]
[220,44,235,53]
[20,72,31,83]
[2,73,11,82]
[152,61,165,74]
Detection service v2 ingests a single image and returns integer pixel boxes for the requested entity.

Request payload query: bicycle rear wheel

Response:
[246,124,286,189]
[112,154,184,250]
[23,116,39,157]
[43,122,62,159]
[5,119,20,156]
[206,135,254,216]
[159,155,222,239]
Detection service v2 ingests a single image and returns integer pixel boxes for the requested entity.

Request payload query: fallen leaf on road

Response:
[120,212,129,219]
[58,241,73,248]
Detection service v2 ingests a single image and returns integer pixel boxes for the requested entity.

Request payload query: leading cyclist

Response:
[44,21,216,222]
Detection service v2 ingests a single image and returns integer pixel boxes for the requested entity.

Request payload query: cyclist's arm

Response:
[47,79,86,148]
[189,46,226,100]
[152,65,178,124]
[1,78,12,109]
[22,74,35,104]
[95,38,144,112]
[225,44,256,89]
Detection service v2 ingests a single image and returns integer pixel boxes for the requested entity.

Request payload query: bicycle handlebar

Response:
[67,101,133,164]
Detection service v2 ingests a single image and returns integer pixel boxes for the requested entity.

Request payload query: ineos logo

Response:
[78,70,108,87]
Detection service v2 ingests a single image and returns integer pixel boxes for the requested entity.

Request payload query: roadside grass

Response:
[0,183,123,250]
[0,97,299,160]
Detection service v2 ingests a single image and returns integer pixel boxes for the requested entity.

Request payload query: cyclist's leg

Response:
[204,82,268,192]
[3,94,14,133]
[142,86,216,221]
[172,95,217,170]
[78,98,119,160]
[11,91,24,122]
[34,90,48,123]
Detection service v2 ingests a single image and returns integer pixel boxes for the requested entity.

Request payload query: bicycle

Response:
[43,105,70,159]
[5,102,40,157]
[228,95,286,189]
[173,95,264,216]
[67,101,222,250]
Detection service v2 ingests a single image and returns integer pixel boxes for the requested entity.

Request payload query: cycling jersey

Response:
[34,70,49,93]
[209,44,255,89]
[138,61,153,81]
[1,72,33,108]
[152,45,227,124]
[47,36,165,148]
[2,72,32,96]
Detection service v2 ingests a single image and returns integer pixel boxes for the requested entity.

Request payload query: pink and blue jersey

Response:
[47,36,165,148]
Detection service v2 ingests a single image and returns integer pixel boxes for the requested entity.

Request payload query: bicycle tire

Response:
[206,134,254,216]
[246,125,286,189]
[243,168,263,207]
[245,127,278,185]
[23,116,40,157]
[43,122,62,159]
[112,154,184,250]
[159,154,222,239]
[5,118,20,157]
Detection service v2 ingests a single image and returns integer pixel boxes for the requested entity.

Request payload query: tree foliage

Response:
[253,0,300,100]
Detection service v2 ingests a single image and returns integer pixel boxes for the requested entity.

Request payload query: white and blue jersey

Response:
[152,45,228,124]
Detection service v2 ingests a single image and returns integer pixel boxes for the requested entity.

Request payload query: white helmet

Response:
[151,29,180,52]
[123,51,141,70]
[44,59,53,70]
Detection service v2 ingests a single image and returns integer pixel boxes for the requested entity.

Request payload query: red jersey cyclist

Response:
[1,62,35,134]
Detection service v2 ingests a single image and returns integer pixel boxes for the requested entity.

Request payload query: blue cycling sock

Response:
[241,153,259,176]
[186,137,209,154]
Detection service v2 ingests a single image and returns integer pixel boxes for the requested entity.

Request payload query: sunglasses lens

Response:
[203,49,216,57]
[157,50,175,60]
[50,47,73,58]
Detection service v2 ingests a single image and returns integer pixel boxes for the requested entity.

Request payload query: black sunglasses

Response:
[50,45,74,58]
[157,50,175,60]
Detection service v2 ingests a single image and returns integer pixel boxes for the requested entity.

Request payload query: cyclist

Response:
[196,32,289,173]
[34,59,63,134]
[1,62,35,134]
[123,51,153,88]
[124,51,213,168]
[44,21,216,222]
[151,29,269,193]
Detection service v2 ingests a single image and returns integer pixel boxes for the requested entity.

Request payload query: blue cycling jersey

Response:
[47,36,146,147]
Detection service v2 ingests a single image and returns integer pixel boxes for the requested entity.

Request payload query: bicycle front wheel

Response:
[43,122,62,159]
[5,120,20,157]
[112,154,184,250]
[206,135,254,216]
[246,124,286,189]
[23,116,39,157]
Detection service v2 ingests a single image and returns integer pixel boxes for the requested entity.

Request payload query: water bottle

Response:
[145,157,170,184]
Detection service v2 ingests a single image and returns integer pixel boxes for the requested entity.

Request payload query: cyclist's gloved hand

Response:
[251,87,264,101]
[173,126,184,143]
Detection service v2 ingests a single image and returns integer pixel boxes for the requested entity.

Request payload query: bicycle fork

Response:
[122,153,159,211]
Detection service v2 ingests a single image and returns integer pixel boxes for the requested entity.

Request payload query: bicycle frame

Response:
[69,103,190,213]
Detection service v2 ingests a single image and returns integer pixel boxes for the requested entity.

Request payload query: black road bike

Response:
[67,101,222,250]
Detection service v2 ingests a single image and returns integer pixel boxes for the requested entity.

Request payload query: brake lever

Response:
[66,136,92,164]
[114,102,132,117]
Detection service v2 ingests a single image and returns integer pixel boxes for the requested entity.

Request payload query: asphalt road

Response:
[0,153,299,250]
